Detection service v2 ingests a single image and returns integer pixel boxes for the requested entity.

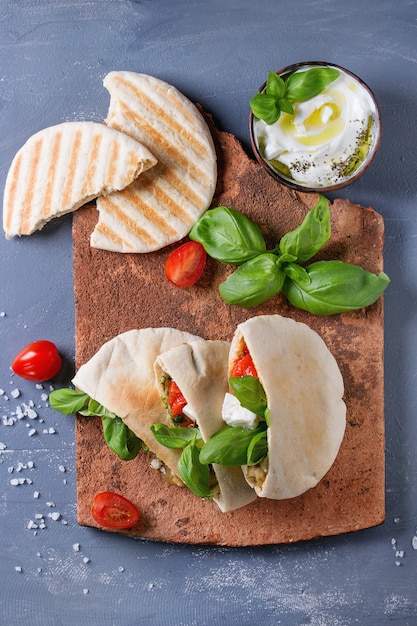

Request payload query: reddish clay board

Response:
[72,115,385,546]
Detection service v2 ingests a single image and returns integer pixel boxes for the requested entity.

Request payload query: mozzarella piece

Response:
[221,392,259,430]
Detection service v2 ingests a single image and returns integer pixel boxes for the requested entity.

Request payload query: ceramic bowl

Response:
[249,61,381,193]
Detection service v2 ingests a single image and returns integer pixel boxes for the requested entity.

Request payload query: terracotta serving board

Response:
[72,112,385,546]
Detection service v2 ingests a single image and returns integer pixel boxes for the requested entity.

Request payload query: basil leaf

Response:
[102,415,142,461]
[246,430,268,466]
[249,93,282,125]
[83,398,117,419]
[49,388,89,415]
[284,263,312,287]
[283,260,390,315]
[151,423,199,449]
[229,376,267,416]
[189,206,266,265]
[199,423,267,466]
[266,71,286,98]
[279,195,331,263]
[284,67,340,102]
[177,438,214,498]
[219,253,285,307]
[278,98,294,116]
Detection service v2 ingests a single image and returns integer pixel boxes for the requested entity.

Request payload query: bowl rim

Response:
[249,61,382,193]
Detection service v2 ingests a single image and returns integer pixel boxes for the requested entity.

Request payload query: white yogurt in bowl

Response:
[250,62,381,192]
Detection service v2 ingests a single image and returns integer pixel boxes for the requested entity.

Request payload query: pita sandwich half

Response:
[72,327,204,482]
[227,314,346,500]
[91,71,217,253]
[3,121,157,238]
[154,340,257,512]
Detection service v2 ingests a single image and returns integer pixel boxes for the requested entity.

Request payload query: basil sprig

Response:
[189,195,390,315]
[49,387,143,461]
[150,424,215,499]
[250,67,340,125]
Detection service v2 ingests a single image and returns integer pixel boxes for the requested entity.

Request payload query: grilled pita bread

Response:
[90,71,217,253]
[229,315,346,500]
[72,327,203,482]
[154,340,257,512]
[3,121,157,239]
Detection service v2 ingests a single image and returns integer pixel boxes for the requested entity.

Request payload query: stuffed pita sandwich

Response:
[152,340,256,512]
[200,314,346,500]
[70,327,204,480]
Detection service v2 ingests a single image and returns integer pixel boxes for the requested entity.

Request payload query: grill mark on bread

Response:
[92,219,135,251]
[21,138,43,233]
[80,133,102,198]
[42,131,63,218]
[4,152,22,234]
[62,129,83,207]
[112,75,210,162]
[117,101,211,188]
[119,185,180,235]
[97,196,161,246]
[105,138,120,188]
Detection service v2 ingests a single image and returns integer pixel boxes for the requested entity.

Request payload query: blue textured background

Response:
[1,1,416,624]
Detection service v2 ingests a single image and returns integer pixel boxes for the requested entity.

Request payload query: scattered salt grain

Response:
[48,512,61,521]
[0,442,6,450]
[83,589,89,595]
[83,557,90,564]
[118,566,125,573]
[15,566,22,573]
[412,536,417,550]
[0,312,6,317]
[46,501,55,507]
[10,478,19,486]
[28,428,37,437]
[27,520,38,529]
[11,388,20,399]
[58,465,66,473]
[73,543,80,552]
[33,491,40,499]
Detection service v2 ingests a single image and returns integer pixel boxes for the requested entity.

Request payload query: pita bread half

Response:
[229,315,346,500]
[90,71,217,253]
[154,340,257,512]
[3,121,157,238]
[72,327,203,480]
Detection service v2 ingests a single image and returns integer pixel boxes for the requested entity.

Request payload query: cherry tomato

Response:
[11,340,62,382]
[165,241,206,287]
[91,492,140,529]
[170,393,187,416]
[231,353,258,378]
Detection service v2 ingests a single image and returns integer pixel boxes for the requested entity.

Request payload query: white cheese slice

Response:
[221,392,259,430]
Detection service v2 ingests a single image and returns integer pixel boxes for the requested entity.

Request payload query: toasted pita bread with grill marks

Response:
[72,327,204,482]
[3,121,157,239]
[229,315,346,500]
[90,71,217,253]
[154,340,257,512]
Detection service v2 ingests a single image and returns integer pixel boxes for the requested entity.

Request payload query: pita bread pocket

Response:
[72,327,203,480]
[226,314,346,500]
[153,340,257,512]
[3,121,157,239]
[91,71,217,253]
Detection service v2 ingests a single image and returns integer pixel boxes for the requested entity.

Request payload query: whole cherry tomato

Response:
[12,340,62,382]
[165,241,206,287]
[91,492,140,529]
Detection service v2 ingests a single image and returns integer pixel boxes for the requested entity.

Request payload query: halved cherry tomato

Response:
[91,492,140,529]
[231,353,258,378]
[165,241,206,287]
[170,393,187,416]
[11,340,62,382]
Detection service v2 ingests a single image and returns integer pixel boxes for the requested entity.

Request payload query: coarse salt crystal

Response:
[49,512,61,521]
[36,384,44,390]
[46,501,55,507]
[26,408,37,419]
[0,442,7,450]
[33,491,40,499]
[58,465,66,473]
[83,557,90,564]
[28,429,37,437]
[73,543,80,552]
[10,478,19,486]
[83,589,89,595]
[15,566,22,572]
[11,388,20,399]
[412,536,417,550]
